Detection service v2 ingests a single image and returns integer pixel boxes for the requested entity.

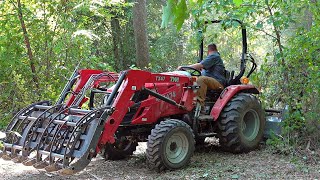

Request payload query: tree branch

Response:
[265,0,289,93]
[250,26,278,39]
[16,0,40,90]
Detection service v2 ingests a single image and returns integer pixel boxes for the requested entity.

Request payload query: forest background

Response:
[0,0,319,156]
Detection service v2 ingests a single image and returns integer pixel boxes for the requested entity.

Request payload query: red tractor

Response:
[0,20,265,174]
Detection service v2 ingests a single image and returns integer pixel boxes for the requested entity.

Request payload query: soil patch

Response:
[1,141,319,179]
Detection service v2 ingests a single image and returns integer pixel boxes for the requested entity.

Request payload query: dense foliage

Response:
[0,0,319,158]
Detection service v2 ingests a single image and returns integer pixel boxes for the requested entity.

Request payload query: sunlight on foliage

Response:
[72,30,100,40]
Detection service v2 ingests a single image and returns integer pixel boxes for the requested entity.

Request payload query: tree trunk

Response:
[16,0,39,89]
[42,0,50,80]
[111,17,124,71]
[266,1,289,94]
[132,0,150,69]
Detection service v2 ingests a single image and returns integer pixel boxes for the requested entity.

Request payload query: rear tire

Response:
[218,93,265,153]
[146,119,195,172]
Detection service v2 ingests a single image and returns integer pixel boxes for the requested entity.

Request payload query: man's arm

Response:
[190,53,216,70]
[189,63,204,70]
[178,63,204,71]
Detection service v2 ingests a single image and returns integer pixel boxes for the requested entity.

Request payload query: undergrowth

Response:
[266,109,320,164]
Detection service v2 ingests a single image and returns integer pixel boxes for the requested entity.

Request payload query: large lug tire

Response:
[146,119,195,172]
[103,137,138,160]
[218,93,265,153]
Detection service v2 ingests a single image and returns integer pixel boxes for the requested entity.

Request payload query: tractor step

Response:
[198,115,214,121]
[1,101,111,174]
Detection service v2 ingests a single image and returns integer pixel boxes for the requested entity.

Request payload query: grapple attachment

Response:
[0,101,111,174]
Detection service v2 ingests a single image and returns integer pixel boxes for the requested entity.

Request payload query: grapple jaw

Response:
[0,101,111,174]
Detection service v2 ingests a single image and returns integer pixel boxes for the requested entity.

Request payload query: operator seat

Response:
[225,70,235,87]
[205,70,234,101]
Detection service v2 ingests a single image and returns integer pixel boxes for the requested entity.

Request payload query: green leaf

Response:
[256,21,263,29]
[233,0,242,6]
[172,0,188,30]
[276,52,282,59]
[161,2,173,28]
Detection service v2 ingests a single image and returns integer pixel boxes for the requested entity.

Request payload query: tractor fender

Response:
[210,85,259,121]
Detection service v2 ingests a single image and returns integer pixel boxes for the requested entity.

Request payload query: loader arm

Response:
[64,69,118,107]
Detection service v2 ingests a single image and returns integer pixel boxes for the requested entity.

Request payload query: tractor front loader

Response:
[0,68,199,174]
[0,19,266,174]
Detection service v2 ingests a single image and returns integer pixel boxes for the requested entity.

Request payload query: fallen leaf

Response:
[203,173,209,177]
[231,174,240,179]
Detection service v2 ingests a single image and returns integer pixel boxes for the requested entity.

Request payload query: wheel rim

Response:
[165,132,189,164]
[241,109,260,141]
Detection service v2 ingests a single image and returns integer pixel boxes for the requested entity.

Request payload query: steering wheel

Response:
[178,66,202,76]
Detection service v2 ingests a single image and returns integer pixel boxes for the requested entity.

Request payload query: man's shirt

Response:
[200,52,226,86]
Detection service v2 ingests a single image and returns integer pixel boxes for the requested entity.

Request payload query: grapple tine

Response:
[2,154,12,160]
[45,163,62,172]
[21,104,64,154]
[51,108,110,175]
[12,155,27,163]
[5,101,51,132]
[33,161,49,169]
[2,101,53,165]
[34,106,69,165]
[22,158,37,166]
[59,168,76,176]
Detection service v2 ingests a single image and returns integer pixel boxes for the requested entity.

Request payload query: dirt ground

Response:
[1,140,319,180]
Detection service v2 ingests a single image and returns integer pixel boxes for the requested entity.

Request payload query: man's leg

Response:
[196,76,224,107]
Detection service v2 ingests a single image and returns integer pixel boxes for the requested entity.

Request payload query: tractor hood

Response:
[160,71,192,77]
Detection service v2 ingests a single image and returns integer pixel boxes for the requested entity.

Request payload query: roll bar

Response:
[199,19,251,85]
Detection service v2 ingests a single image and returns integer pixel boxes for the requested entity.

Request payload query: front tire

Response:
[218,93,265,153]
[103,137,138,160]
[146,119,195,172]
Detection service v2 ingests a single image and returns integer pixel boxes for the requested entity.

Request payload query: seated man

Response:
[179,44,226,112]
